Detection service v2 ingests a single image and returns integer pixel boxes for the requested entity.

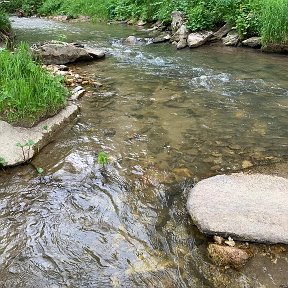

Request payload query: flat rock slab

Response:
[32,42,106,65]
[187,173,288,244]
[0,104,78,166]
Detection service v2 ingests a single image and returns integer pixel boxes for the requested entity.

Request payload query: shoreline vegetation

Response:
[2,0,288,46]
[0,43,69,127]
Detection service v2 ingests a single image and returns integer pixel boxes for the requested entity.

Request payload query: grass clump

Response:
[0,43,69,126]
[260,0,288,45]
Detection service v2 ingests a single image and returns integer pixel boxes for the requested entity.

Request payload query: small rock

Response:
[137,20,146,26]
[222,31,240,46]
[59,64,69,71]
[208,243,249,269]
[153,33,171,43]
[92,81,103,88]
[224,237,235,247]
[125,36,138,45]
[213,235,225,245]
[187,31,213,48]
[70,85,85,100]
[177,38,187,49]
[55,70,68,76]
[242,37,261,48]
[242,160,253,169]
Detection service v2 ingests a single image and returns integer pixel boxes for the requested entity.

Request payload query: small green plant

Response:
[16,139,35,162]
[0,156,7,168]
[98,151,109,167]
[42,125,48,131]
[36,167,44,174]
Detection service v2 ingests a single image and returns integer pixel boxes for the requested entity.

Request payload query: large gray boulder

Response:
[187,31,213,48]
[0,104,78,166]
[187,173,288,244]
[32,42,105,64]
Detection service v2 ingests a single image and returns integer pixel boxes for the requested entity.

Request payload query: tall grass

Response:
[0,10,10,30]
[260,0,288,44]
[0,43,69,126]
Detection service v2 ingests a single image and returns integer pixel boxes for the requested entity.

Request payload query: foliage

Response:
[0,43,68,126]
[98,151,109,166]
[5,0,288,44]
[260,0,288,44]
[0,10,10,31]
[16,139,35,161]
[0,156,7,168]
[2,0,44,15]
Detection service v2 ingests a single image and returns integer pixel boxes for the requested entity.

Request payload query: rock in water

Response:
[207,244,249,269]
[187,31,213,48]
[187,173,288,244]
[32,42,105,65]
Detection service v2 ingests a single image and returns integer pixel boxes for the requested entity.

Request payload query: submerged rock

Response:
[208,244,249,269]
[32,42,105,65]
[125,35,139,45]
[152,33,171,43]
[187,173,288,244]
[187,31,213,48]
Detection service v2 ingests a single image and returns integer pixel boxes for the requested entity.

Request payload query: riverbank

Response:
[1,16,287,287]
[0,40,105,166]
[3,0,288,50]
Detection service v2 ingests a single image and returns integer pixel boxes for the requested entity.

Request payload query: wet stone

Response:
[187,173,288,244]
[207,243,249,269]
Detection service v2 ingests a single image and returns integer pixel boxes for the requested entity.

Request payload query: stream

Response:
[0,16,288,287]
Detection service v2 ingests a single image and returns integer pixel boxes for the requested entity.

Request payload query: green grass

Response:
[0,43,69,127]
[260,0,288,44]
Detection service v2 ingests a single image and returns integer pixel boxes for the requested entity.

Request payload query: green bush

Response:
[0,43,69,126]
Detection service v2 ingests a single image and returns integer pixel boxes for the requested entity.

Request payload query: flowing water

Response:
[0,16,288,287]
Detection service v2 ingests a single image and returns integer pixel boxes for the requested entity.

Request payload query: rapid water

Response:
[0,16,287,287]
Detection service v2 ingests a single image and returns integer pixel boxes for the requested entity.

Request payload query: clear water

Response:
[0,16,287,287]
